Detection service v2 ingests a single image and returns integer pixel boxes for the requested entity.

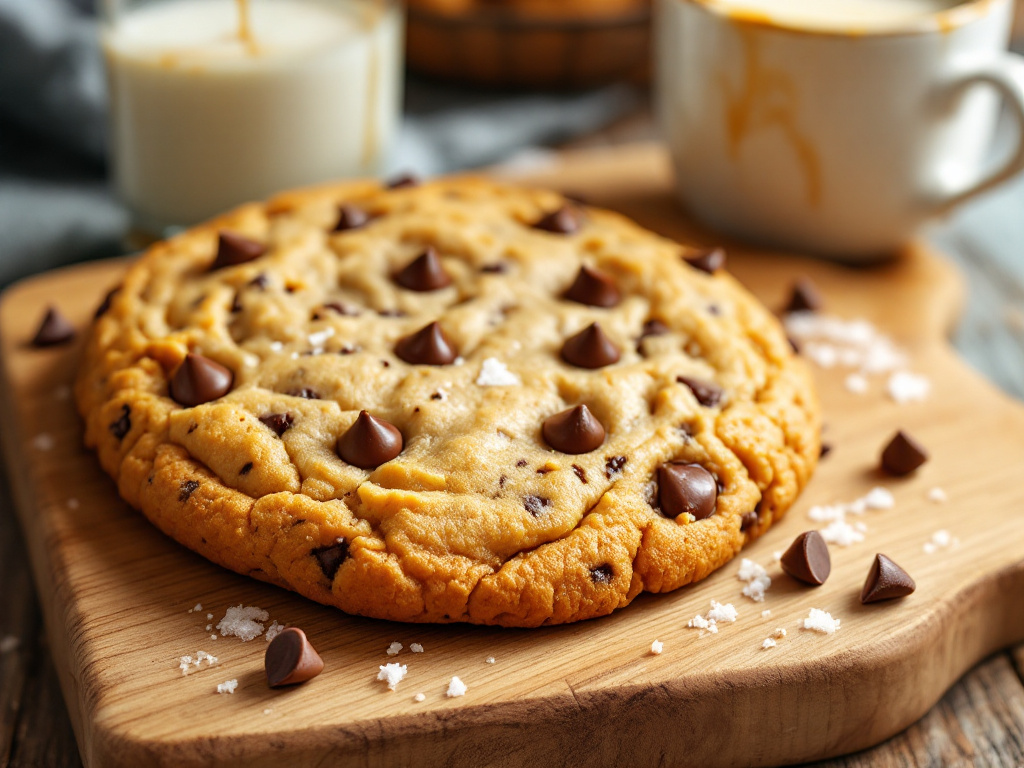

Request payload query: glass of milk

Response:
[103,0,404,235]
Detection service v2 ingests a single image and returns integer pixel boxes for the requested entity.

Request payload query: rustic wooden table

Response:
[3,49,1024,768]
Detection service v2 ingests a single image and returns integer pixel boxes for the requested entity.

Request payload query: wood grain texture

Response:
[2,144,1024,768]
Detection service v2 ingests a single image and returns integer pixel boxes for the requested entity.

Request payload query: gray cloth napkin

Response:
[0,0,641,288]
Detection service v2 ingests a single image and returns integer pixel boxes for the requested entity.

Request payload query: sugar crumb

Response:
[773,628,787,639]
[0,636,20,654]
[205,625,212,631]
[485,657,496,664]
[216,605,269,642]
[377,663,407,691]
[179,650,218,675]
[264,621,284,643]
[737,558,771,602]
[802,608,841,635]
[821,519,866,547]
[210,635,218,640]
[844,373,869,394]
[446,676,467,698]
[476,357,520,387]
[188,603,203,614]
[863,487,894,510]
[762,638,777,650]
[887,371,931,403]
[924,529,958,554]
[263,708,274,715]
[927,487,947,504]
[650,640,664,655]
[688,600,737,635]
[216,679,238,695]
[761,609,772,619]
[410,643,424,654]
[386,641,403,656]
[414,693,426,703]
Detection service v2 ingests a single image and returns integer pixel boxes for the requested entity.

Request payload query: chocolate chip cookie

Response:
[75,177,820,626]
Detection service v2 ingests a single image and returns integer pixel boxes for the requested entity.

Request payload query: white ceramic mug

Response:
[655,0,1024,258]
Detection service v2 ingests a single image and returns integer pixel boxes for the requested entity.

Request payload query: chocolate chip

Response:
[230,293,243,313]
[533,205,583,235]
[337,411,403,469]
[563,265,621,308]
[542,405,606,455]
[313,540,349,579]
[590,564,613,584]
[740,510,758,532]
[880,430,928,476]
[387,172,420,189]
[31,307,75,347]
[378,309,406,318]
[524,495,552,516]
[170,353,233,407]
[265,627,324,688]
[94,286,120,319]
[780,531,831,586]
[605,455,627,478]
[784,277,823,313]
[248,273,269,289]
[395,247,452,292]
[109,404,132,440]
[333,204,370,232]
[861,553,916,604]
[481,263,508,274]
[572,464,587,483]
[286,388,320,400]
[788,336,801,354]
[561,322,620,369]
[395,321,457,365]
[212,231,266,270]
[314,302,359,320]
[820,443,832,459]
[516,459,528,468]
[684,247,726,274]
[657,462,717,519]
[178,480,200,502]
[676,376,723,407]
[641,319,669,339]
[239,462,254,476]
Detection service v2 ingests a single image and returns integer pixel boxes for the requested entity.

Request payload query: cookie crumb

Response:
[205,624,212,631]
[410,643,424,653]
[188,603,203,614]
[446,676,467,698]
[762,638,777,650]
[377,663,407,691]
[263,708,274,715]
[216,605,269,641]
[927,487,947,503]
[206,613,213,620]
[650,640,664,655]
[802,608,841,634]
[863,487,895,510]
[688,600,738,635]
[844,374,868,394]
[761,609,772,618]
[924,529,958,554]
[821,520,865,547]
[386,641,403,656]
[485,657,496,664]
[0,636,19,654]
[264,621,284,643]
[216,679,238,694]
[887,371,930,403]
[737,558,771,602]
[211,635,218,640]
[414,693,426,702]
[475,357,520,387]
[773,628,787,639]
[32,433,54,451]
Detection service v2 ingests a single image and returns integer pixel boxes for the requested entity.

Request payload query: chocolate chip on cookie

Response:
[880,430,928,476]
[31,307,75,347]
[178,480,200,502]
[641,319,669,339]
[313,539,350,579]
[386,172,420,189]
[780,531,831,586]
[333,204,370,232]
[572,464,588,483]
[212,232,266,270]
[109,404,132,440]
[286,388,320,400]
[605,456,627,479]
[684,247,726,274]
[590,565,614,584]
[260,412,294,436]
[395,247,452,292]
[563,265,621,308]
[657,462,717,519]
[542,405,605,454]
[337,411,403,469]
[524,495,552,516]
[265,627,324,688]
[533,204,583,235]
[396,321,457,365]
[676,376,723,408]
[314,301,359,318]
[784,277,823,314]
[561,322,620,369]
[170,353,233,407]
[860,554,916,604]
[740,510,758,532]
[94,286,120,319]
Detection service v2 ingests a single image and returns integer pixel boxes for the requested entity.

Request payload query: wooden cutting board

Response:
[2,143,1023,768]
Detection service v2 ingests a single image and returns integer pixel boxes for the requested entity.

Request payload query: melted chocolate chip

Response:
[515,459,528,468]
[684,247,726,274]
[337,411,403,469]
[378,309,406,318]
[572,464,588,483]
[740,510,759,532]
[248,273,269,289]
[524,495,552,516]
[780,531,831,586]
[178,480,200,502]
[170,354,233,407]
[641,319,669,339]
[31,307,75,347]
[605,455,627,479]
[314,302,359,319]
[561,323,620,369]
[563,265,621,308]
[861,553,916,604]
[230,293,243,313]
[109,404,131,440]
[590,564,613,584]
[212,231,266,270]
[287,388,320,400]
[481,263,508,274]
[657,462,717,519]
[533,205,583,235]
[240,462,253,475]
[676,376,723,408]
[395,321,457,365]
[313,540,350,579]
[820,443,832,459]
[880,430,928,476]
[265,627,324,687]
[784,277,824,314]
[395,247,452,292]
[387,172,420,189]
[542,405,606,455]
[94,286,120,319]
[333,204,370,232]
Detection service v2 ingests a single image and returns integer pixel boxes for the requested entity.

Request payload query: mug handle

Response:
[929,52,1024,212]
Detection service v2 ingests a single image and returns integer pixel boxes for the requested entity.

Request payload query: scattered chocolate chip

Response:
[784,277,824,314]
[316,301,359,318]
[170,353,233,407]
[641,319,669,339]
[108,404,132,440]
[563,265,621,308]
[861,553,916,604]
[516,459,528,468]
[186,423,198,434]
[259,413,294,437]
[313,540,349,579]
[333,204,370,232]
[572,464,588,484]
[387,172,420,189]
[590,564,613,584]
[707,304,721,316]
[740,511,759,532]
[395,321,457,365]
[381,360,390,367]
[657,462,717,519]
[880,430,928,476]
[780,531,831,586]
[94,286,120,319]
[533,205,583,235]
[395,247,452,292]
[561,322,620,369]
[676,376,723,407]
[820,443,832,459]
[265,627,324,687]
[248,273,269,289]
[684,247,726,274]
[178,480,200,502]
[239,462,253,475]
[536,467,554,475]
[337,411,403,469]
[524,495,552,516]
[230,293,243,313]
[542,405,606,455]
[31,307,75,347]
[481,263,508,274]
[212,231,266,270]
[605,455,627,479]
[286,388,320,400]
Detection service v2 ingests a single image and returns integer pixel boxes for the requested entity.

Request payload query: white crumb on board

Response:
[802,609,841,635]
[923,529,959,554]
[784,313,905,374]
[216,679,238,695]
[264,621,284,643]
[475,357,520,387]
[773,628,787,639]
[688,601,738,635]
[32,433,54,451]
[410,643,424,653]
[414,693,426,703]
[179,650,218,675]
[844,373,869,394]
[887,371,931,403]
[650,640,664,655]
[386,641,403,656]
[188,603,202,613]
[808,487,895,547]
[927,487,948,503]
[761,609,772,619]
[216,605,269,641]
[377,663,407,691]
[485,657,496,664]
[0,636,20,654]
[762,638,777,650]
[737,558,771,602]
[446,677,467,698]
